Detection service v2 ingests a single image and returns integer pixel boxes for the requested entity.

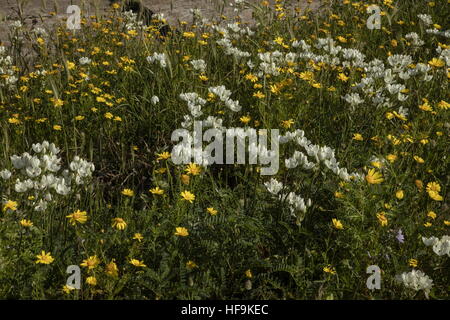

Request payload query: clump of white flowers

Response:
[0,141,95,212]
[417,14,433,26]
[343,92,364,108]
[9,20,23,29]
[422,236,450,257]
[208,85,241,112]
[396,270,433,298]
[264,178,283,195]
[147,52,168,68]
[213,23,252,59]
[279,129,363,181]
[190,59,207,73]
[286,35,441,111]
[123,10,145,30]
[79,57,92,65]
[256,51,298,77]
[0,46,18,89]
[405,32,424,47]
[179,92,207,119]
[264,178,312,222]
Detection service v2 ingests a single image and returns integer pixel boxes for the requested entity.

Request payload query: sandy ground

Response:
[0,0,322,43]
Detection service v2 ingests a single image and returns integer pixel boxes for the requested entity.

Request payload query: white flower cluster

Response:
[340,48,366,68]
[0,142,95,212]
[343,92,364,107]
[264,178,312,215]
[405,32,424,47]
[213,22,254,40]
[387,54,413,72]
[190,59,207,73]
[417,14,433,26]
[288,35,438,111]
[9,20,23,29]
[285,191,311,214]
[179,92,207,119]
[422,236,450,257]
[255,51,298,77]
[264,177,283,195]
[436,46,450,66]
[417,12,440,37]
[257,51,284,76]
[0,46,18,89]
[123,10,145,30]
[426,28,450,38]
[147,52,168,68]
[79,57,92,65]
[213,23,252,59]
[208,85,241,112]
[396,270,433,297]
[279,129,362,181]
[202,116,223,129]
[216,37,252,59]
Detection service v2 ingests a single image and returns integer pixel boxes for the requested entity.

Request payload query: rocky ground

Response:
[0,0,322,43]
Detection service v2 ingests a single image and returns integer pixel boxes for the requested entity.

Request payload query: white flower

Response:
[10,20,22,29]
[44,192,52,202]
[3,141,94,207]
[42,154,61,172]
[147,52,168,68]
[15,179,29,193]
[151,95,160,105]
[285,157,299,169]
[203,116,223,129]
[405,32,424,47]
[396,270,433,297]
[34,199,48,212]
[264,178,283,195]
[79,57,92,65]
[69,157,95,182]
[284,192,310,214]
[26,165,42,178]
[39,174,56,189]
[55,180,71,195]
[432,236,450,257]
[0,169,11,180]
[208,86,241,112]
[343,92,364,106]
[424,235,450,257]
[208,86,232,101]
[398,107,409,118]
[422,236,439,247]
[417,14,433,26]
[386,83,405,95]
[224,98,241,112]
[48,143,60,155]
[387,54,412,72]
[190,59,207,73]
[32,143,44,153]
[11,154,27,169]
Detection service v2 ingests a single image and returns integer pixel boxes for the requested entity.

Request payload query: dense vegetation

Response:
[0,0,448,299]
